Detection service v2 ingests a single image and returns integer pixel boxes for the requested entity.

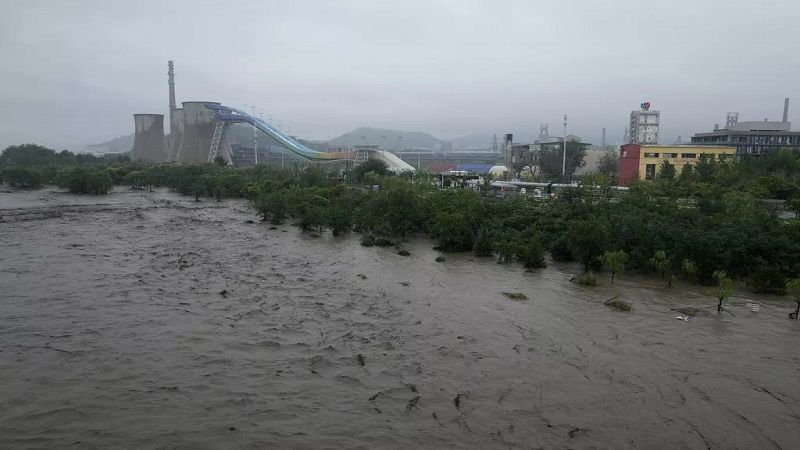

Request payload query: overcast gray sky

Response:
[1,0,799,150]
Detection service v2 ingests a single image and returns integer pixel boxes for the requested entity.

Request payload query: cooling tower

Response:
[167,108,184,161]
[175,101,222,164]
[131,114,169,162]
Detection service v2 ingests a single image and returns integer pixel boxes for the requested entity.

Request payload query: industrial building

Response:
[130,114,168,162]
[691,100,800,155]
[629,102,660,144]
[618,144,736,186]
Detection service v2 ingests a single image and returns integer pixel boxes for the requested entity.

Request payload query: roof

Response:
[730,121,791,132]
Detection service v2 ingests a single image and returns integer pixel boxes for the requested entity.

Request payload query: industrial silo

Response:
[167,107,184,161]
[174,101,222,164]
[131,114,169,162]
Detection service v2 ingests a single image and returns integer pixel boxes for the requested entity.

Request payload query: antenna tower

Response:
[725,112,739,129]
[539,124,549,139]
[490,134,499,152]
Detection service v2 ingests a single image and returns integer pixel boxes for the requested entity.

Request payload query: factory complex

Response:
[128,62,797,187]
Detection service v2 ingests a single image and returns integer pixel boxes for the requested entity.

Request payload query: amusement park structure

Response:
[132,61,414,172]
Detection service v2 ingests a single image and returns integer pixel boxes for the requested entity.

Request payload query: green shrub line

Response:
[4,144,800,298]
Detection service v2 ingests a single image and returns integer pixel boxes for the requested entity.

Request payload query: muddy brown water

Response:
[1,188,799,449]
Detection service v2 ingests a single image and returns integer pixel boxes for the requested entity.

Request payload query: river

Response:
[1,188,798,449]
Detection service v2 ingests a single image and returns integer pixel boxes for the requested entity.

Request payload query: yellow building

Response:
[618,144,736,185]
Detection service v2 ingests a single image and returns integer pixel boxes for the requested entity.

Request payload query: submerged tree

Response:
[602,250,628,284]
[786,278,800,319]
[473,226,493,257]
[713,271,734,313]
[567,219,609,273]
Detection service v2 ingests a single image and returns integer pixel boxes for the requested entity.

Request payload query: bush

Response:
[255,190,288,224]
[549,236,573,262]
[124,170,150,190]
[519,237,547,269]
[360,234,376,247]
[55,167,112,194]
[374,236,396,247]
[578,272,597,286]
[604,297,632,311]
[2,166,44,188]
[473,226,493,257]
[750,266,787,294]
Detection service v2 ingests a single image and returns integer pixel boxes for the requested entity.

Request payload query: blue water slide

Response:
[206,103,414,171]
[205,104,347,162]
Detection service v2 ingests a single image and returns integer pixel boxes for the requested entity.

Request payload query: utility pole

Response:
[251,106,257,165]
[562,114,567,177]
[243,104,258,165]
[276,120,284,168]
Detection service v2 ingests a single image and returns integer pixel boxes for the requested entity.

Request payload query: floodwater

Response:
[1,187,799,449]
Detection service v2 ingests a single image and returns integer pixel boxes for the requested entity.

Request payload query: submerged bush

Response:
[578,272,597,286]
[1,166,44,188]
[55,167,112,194]
[604,297,632,311]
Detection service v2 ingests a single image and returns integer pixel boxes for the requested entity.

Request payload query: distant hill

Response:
[447,134,493,151]
[327,127,443,151]
[85,133,134,154]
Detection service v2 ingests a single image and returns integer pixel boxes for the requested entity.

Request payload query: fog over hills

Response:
[325,127,442,151]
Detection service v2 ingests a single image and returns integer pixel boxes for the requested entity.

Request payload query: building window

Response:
[643,152,659,157]
[663,153,678,158]
[645,164,656,180]
[681,153,697,158]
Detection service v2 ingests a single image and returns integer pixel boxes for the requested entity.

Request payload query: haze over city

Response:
[2,0,798,150]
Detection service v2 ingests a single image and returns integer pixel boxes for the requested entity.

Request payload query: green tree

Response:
[602,250,628,284]
[659,159,676,180]
[681,259,697,279]
[679,163,694,181]
[538,141,588,179]
[1,167,44,188]
[519,235,547,269]
[598,150,619,176]
[712,271,734,313]
[786,278,800,319]
[255,190,288,224]
[125,170,150,190]
[473,226,493,257]
[353,159,390,182]
[55,167,112,194]
[567,219,609,273]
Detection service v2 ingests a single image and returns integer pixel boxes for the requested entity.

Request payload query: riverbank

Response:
[1,188,798,448]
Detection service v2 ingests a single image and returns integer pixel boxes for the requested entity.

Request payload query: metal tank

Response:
[131,114,169,162]
[167,108,184,161]
[174,101,222,164]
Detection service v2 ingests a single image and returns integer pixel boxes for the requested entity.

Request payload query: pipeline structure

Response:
[130,61,414,172]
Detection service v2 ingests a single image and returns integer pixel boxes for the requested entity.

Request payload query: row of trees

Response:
[4,144,800,308]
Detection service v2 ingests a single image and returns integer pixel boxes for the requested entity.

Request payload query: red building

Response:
[618,144,641,186]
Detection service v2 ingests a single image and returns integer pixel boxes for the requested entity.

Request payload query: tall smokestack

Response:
[783,98,790,122]
[602,128,606,147]
[168,61,176,111]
